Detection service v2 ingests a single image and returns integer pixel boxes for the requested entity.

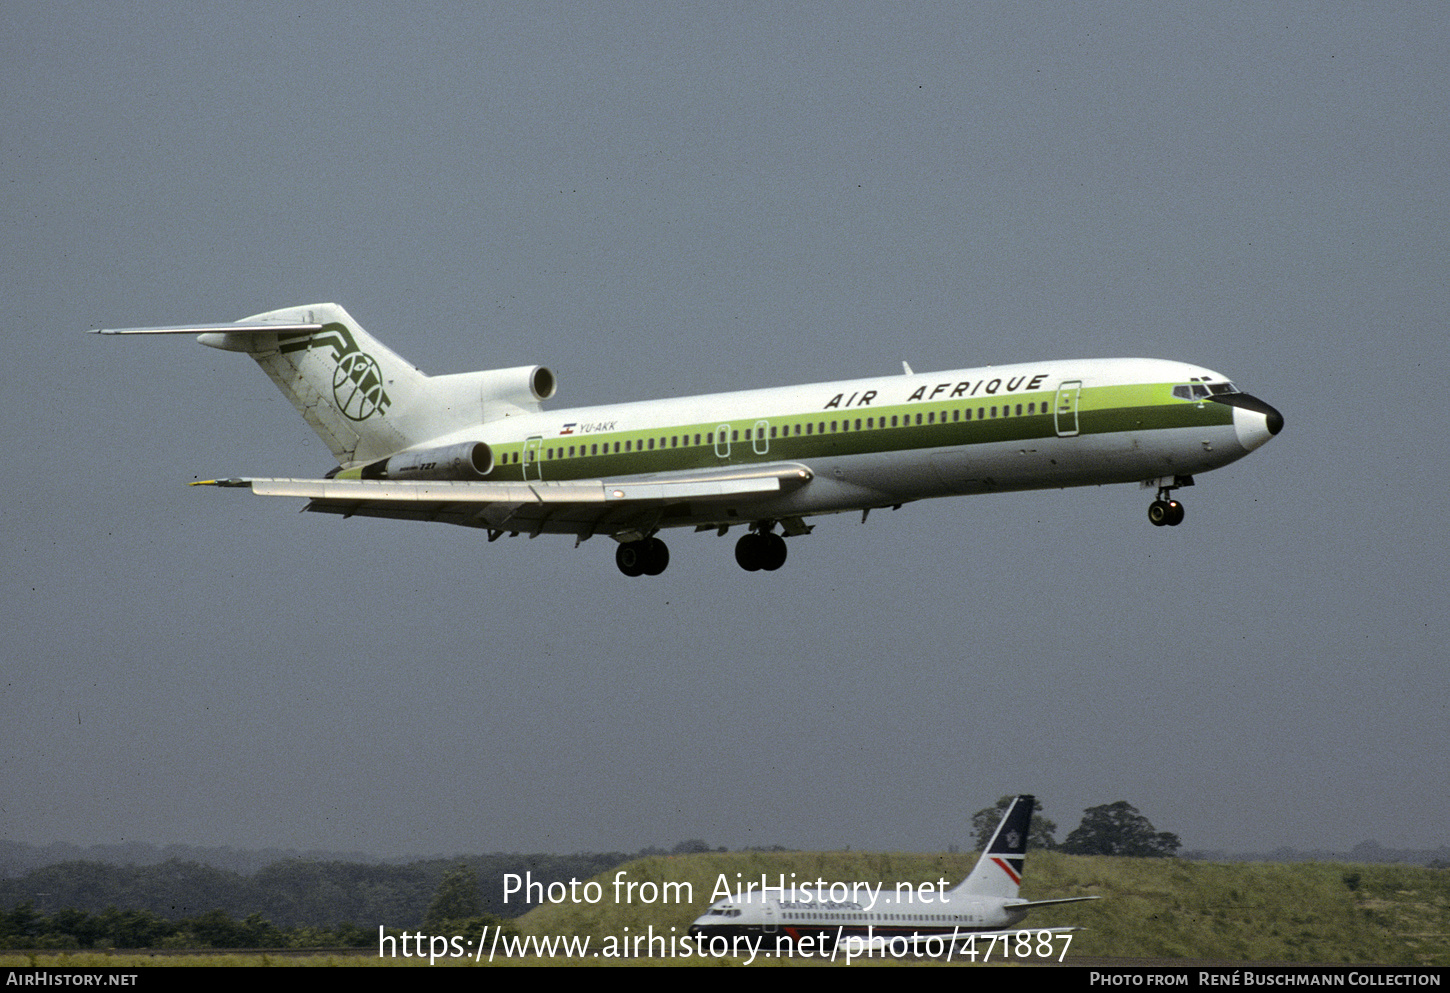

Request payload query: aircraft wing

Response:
[195,462,814,539]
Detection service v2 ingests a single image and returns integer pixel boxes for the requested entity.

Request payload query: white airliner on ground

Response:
[95,303,1282,575]
[687,794,1098,954]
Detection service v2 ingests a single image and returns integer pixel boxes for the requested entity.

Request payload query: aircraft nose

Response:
[1265,404,1284,436]
[1217,393,1283,451]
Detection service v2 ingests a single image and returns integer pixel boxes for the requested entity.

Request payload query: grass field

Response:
[4,852,1445,967]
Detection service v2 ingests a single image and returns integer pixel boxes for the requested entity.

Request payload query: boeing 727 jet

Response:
[94,303,1282,575]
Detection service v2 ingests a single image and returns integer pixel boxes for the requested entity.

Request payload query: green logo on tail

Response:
[278,322,392,421]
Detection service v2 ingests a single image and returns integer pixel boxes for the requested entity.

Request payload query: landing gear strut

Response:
[616,536,669,576]
[734,528,787,572]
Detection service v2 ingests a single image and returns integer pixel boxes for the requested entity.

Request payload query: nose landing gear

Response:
[1148,498,1184,527]
[1147,478,1187,527]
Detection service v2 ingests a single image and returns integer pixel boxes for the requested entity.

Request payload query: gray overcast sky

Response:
[3,3,1446,860]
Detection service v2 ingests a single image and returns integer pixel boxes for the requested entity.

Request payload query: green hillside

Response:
[516,851,1449,966]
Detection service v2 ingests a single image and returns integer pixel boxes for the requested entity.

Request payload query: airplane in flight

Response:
[686,794,1099,956]
[94,303,1282,576]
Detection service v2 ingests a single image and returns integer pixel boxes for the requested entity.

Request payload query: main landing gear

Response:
[734,529,788,572]
[616,537,669,576]
[613,524,792,576]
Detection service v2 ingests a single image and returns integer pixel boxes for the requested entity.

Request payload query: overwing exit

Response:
[94,303,1282,575]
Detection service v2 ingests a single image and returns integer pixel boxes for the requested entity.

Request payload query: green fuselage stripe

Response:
[479,383,1230,482]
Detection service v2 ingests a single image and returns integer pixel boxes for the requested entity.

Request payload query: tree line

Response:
[0,852,632,933]
[971,797,1182,857]
[0,902,376,950]
[0,861,528,951]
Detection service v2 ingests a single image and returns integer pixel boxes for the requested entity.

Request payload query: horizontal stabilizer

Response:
[91,323,322,335]
[1014,895,1102,910]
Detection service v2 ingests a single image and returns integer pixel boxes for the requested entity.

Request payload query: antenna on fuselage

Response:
[902,361,914,375]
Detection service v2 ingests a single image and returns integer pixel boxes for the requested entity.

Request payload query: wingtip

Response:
[190,478,251,488]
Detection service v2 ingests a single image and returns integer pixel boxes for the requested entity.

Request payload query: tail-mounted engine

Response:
[362,441,494,480]
[433,364,558,421]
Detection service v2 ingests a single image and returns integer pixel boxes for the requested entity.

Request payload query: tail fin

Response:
[198,304,424,466]
[96,303,558,469]
[950,794,1035,900]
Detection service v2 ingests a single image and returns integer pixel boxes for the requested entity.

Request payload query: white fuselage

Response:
[421,356,1273,529]
[688,886,1029,951]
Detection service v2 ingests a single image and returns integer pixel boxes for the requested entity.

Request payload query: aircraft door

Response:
[753,419,770,455]
[523,436,544,480]
[1054,381,1082,437]
[762,900,777,933]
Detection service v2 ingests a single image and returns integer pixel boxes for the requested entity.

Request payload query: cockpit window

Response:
[1174,381,1239,400]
